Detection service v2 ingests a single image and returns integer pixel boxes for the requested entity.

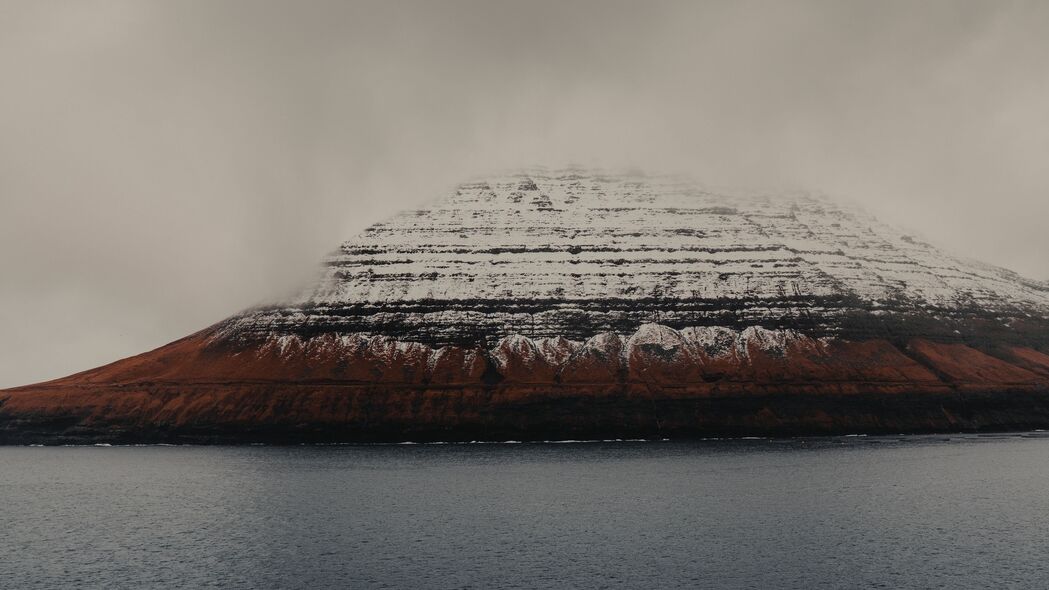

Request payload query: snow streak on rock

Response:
[231,323,811,382]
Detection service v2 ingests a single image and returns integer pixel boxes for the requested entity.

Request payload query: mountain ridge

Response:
[2,169,1048,443]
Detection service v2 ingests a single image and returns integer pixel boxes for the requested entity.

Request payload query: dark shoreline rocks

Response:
[5,389,1049,446]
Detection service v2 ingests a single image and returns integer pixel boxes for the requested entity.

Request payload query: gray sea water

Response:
[3,434,1049,589]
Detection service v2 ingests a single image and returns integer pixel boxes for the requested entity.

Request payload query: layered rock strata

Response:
[3,169,1048,443]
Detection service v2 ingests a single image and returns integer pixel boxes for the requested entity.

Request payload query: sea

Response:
[3,434,1048,589]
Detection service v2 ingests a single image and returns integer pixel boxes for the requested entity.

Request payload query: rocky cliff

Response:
[3,169,1049,443]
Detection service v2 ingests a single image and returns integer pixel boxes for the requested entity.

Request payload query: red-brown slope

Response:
[1005,347,1049,378]
[3,327,1049,443]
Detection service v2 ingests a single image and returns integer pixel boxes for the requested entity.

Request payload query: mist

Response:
[1,0,1047,387]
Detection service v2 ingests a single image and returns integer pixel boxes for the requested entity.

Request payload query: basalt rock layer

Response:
[3,170,1049,443]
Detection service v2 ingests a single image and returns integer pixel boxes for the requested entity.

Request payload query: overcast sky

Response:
[1,0,1047,387]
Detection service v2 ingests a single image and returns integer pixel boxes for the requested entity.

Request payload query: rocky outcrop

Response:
[2,169,1048,443]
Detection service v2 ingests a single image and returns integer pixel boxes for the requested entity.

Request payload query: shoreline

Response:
[9,430,1049,447]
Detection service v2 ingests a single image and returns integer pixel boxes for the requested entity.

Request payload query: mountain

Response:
[3,169,1049,443]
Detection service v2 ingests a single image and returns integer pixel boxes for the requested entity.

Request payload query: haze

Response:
[1,0,1047,388]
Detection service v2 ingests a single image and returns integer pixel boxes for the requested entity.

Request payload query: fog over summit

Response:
[218,170,1049,348]
[2,0,1048,387]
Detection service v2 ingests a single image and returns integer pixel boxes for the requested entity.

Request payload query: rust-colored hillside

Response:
[3,324,1049,443]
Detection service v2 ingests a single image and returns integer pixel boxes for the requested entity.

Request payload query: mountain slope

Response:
[3,169,1048,443]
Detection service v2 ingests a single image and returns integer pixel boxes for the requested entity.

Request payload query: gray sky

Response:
[1,0,1047,387]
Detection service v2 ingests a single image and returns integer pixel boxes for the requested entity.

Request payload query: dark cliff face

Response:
[2,170,1049,443]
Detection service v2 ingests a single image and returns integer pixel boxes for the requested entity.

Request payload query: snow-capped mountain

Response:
[3,169,1049,444]
[218,169,1049,346]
